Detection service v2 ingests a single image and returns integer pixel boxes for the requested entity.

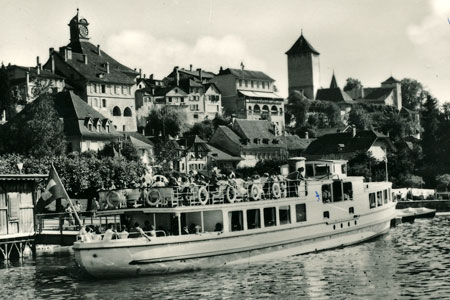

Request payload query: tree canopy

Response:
[343,78,362,91]
[0,93,66,157]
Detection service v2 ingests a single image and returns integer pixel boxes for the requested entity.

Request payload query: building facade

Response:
[43,10,138,132]
[212,68,284,133]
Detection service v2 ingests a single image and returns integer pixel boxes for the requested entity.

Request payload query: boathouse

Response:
[0,174,47,260]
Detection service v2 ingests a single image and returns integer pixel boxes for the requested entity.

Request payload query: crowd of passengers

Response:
[79,218,224,242]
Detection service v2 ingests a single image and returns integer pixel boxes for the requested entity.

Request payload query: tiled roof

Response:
[280,135,315,150]
[304,129,395,158]
[234,119,276,140]
[207,144,243,161]
[123,131,154,148]
[50,41,136,85]
[178,68,215,79]
[316,88,354,104]
[363,87,394,100]
[285,34,320,55]
[315,126,351,137]
[382,76,401,84]
[53,91,121,139]
[8,65,65,81]
[219,68,274,81]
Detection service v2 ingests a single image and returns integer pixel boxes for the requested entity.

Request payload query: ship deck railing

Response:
[99,178,308,210]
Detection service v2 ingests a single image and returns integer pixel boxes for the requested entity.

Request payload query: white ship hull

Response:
[74,203,396,278]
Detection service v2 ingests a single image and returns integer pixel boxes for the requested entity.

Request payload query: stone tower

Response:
[286,33,320,100]
[68,9,90,43]
[381,76,402,111]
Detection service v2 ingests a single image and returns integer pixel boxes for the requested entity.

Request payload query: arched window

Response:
[124,107,132,117]
[271,105,278,115]
[262,105,269,113]
[254,105,261,114]
[113,106,121,116]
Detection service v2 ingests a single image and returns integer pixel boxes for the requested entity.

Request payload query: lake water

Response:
[1,216,450,299]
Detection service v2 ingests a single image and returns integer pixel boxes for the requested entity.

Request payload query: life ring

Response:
[146,189,161,206]
[225,185,237,203]
[107,191,124,208]
[272,183,281,199]
[198,187,209,205]
[250,184,261,201]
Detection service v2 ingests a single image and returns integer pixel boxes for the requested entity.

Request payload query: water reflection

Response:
[1,217,449,299]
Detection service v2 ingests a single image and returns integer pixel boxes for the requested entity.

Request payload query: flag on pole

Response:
[40,164,66,205]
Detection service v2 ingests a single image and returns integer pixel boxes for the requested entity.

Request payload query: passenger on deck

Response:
[323,187,332,203]
[215,223,223,232]
[152,177,165,187]
[149,225,156,237]
[134,222,151,241]
[103,224,116,241]
[118,225,129,239]
[79,225,91,242]
[143,220,151,232]
[182,226,190,235]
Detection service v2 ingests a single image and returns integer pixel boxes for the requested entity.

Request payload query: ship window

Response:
[263,207,277,227]
[322,184,332,203]
[279,206,291,225]
[229,211,243,232]
[323,211,330,219]
[295,204,307,222]
[332,181,343,202]
[377,191,383,206]
[369,192,376,208]
[349,207,354,214]
[246,209,260,229]
[343,182,353,201]
[315,164,330,177]
[383,189,388,204]
[306,164,314,177]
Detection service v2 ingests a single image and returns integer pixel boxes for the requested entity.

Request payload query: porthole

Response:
[340,223,343,228]
[348,222,350,227]
[93,254,98,258]
[333,225,336,230]
[354,220,357,225]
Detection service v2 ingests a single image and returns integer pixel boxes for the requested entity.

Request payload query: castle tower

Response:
[381,76,402,110]
[286,33,320,100]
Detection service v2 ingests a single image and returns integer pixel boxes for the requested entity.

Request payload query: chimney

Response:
[150,74,154,80]
[190,64,193,71]
[197,68,202,81]
[219,66,223,73]
[49,47,54,56]
[59,47,67,61]
[36,56,41,75]
[97,44,101,56]
[25,71,30,97]
[67,47,72,60]
[305,131,309,139]
[175,66,179,86]
[352,125,356,138]
[143,74,146,79]
[106,62,110,74]
[82,54,88,64]
[51,54,55,73]
[139,68,142,78]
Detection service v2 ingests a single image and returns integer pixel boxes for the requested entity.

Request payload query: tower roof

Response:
[330,72,338,88]
[382,76,400,84]
[286,34,320,55]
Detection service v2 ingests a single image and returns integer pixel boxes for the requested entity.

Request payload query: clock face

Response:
[79,25,89,38]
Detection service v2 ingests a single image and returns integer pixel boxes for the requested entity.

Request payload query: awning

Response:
[238,90,283,100]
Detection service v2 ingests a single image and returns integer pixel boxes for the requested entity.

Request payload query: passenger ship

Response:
[73,159,397,278]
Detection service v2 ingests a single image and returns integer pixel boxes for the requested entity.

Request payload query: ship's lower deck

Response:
[74,203,396,278]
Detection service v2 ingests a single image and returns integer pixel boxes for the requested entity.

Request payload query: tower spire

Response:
[330,71,338,88]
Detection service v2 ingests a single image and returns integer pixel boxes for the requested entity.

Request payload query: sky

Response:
[1,0,449,102]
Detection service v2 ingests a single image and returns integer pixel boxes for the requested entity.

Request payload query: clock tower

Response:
[69,9,90,42]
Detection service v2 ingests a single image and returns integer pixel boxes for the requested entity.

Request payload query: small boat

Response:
[397,207,436,223]
[73,159,397,278]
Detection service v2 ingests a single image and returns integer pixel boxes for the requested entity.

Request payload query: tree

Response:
[343,78,362,91]
[348,105,372,130]
[185,119,215,140]
[436,174,450,191]
[145,107,185,140]
[401,78,426,110]
[404,175,424,188]
[0,93,66,157]
[99,140,140,162]
[286,91,310,126]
